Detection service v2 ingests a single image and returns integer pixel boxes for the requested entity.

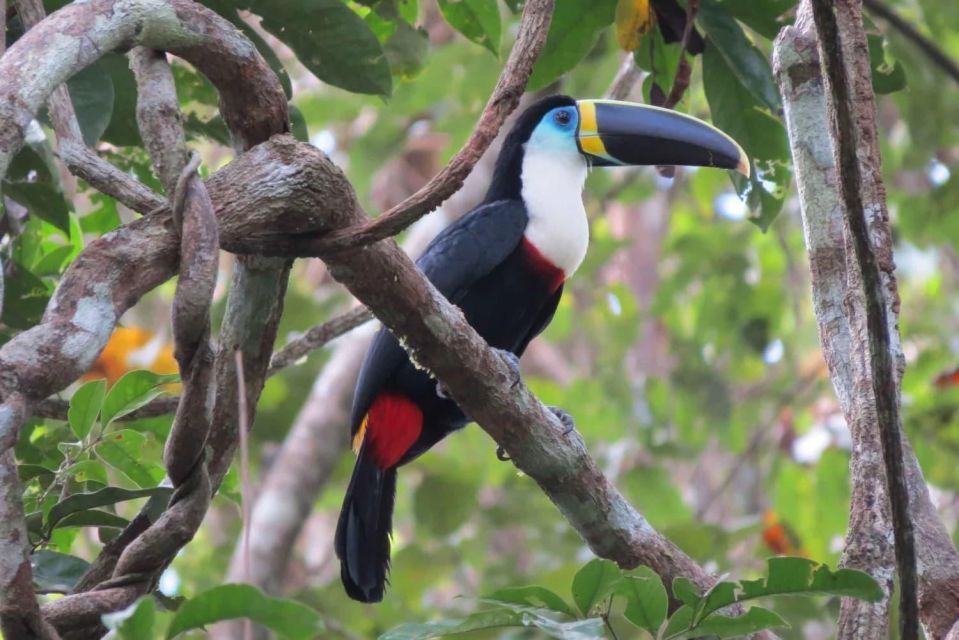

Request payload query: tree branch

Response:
[862,0,959,85]
[810,1,916,636]
[775,3,959,638]
[267,306,373,375]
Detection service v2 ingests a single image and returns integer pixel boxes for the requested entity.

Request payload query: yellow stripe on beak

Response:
[577,100,612,160]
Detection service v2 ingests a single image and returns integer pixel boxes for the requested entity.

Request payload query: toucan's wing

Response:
[416,199,528,301]
[515,283,564,355]
[349,200,528,435]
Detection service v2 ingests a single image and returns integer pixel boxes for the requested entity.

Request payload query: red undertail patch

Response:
[521,237,566,292]
[361,392,423,469]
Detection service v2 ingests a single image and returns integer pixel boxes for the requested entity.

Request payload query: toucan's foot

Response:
[548,406,576,435]
[493,348,522,388]
[496,446,511,461]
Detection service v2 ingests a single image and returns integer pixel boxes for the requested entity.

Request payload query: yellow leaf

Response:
[615,0,655,52]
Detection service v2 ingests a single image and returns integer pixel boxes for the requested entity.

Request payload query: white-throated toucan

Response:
[335,95,749,602]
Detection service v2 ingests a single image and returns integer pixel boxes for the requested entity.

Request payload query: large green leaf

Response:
[236,0,392,96]
[528,0,617,91]
[484,585,575,617]
[437,0,501,55]
[664,605,788,639]
[697,0,780,111]
[31,550,90,593]
[101,370,179,427]
[715,0,793,40]
[0,261,51,329]
[384,20,431,79]
[46,486,171,531]
[3,145,71,234]
[570,558,621,616]
[165,584,323,639]
[66,59,115,147]
[68,379,106,441]
[616,568,668,634]
[103,597,172,639]
[56,509,129,530]
[99,53,142,147]
[95,429,163,488]
[380,606,605,640]
[703,43,790,230]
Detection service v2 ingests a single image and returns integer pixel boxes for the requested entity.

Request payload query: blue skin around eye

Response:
[527,107,580,155]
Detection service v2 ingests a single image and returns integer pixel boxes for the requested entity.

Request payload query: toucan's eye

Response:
[554,110,572,127]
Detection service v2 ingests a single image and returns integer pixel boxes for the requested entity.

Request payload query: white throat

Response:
[520,148,589,275]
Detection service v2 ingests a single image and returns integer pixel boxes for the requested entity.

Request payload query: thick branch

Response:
[811,1,916,637]
[775,3,959,638]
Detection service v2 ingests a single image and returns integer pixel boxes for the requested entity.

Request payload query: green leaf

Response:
[867,33,906,95]
[183,113,232,146]
[737,557,884,603]
[3,144,71,233]
[242,0,392,96]
[715,0,793,40]
[634,27,682,105]
[56,509,129,530]
[616,568,668,634]
[31,550,90,593]
[165,584,323,639]
[213,3,294,99]
[384,20,430,79]
[485,585,575,617]
[18,464,55,482]
[69,379,106,441]
[528,0,617,91]
[288,104,310,143]
[0,261,51,329]
[101,370,179,427]
[675,606,789,639]
[32,245,74,277]
[697,0,780,111]
[571,558,621,616]
[702,42,790,230]
[66,59,115,147]
[437,0,501,55]
[381,606,605,640]
[95,429,162,488]
[103,597,171,639]
[46,486,171,531]
[671,576,702,607]
[100,53,143,147]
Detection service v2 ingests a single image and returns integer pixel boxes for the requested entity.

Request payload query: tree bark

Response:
[774,2,959,638]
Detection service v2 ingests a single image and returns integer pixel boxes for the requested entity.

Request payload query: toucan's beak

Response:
[576,99,750,177]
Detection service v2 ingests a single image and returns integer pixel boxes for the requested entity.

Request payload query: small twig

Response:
[862,0,959,85]
[663,0,698,108]
[810,1,918,638]
[234,350,253,640]
[267,306,373,374]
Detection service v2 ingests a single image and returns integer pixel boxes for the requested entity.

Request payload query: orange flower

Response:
[83,327,179,385]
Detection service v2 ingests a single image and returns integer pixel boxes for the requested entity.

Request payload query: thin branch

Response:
[862,0,959,85]
[663,0,698,109]
[607,54,642,101]
[810,2,917,637]
[267,306,373,374]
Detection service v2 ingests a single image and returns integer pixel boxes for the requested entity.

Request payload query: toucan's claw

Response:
[548,406,576,435]
[435,381,449,400]
[494,348,522,389]
[496,445,511,462]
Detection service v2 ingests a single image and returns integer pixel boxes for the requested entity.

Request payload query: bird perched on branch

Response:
[336,94,749,602]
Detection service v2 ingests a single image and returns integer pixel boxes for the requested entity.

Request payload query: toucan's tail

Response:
[334,445,397,603]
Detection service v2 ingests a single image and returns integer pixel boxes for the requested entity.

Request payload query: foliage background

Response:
[2,0,958,637]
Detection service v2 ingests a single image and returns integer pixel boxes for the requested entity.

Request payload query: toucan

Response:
[335,95,749,602]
